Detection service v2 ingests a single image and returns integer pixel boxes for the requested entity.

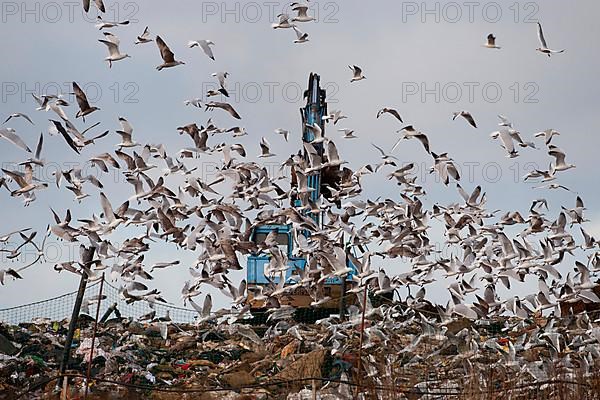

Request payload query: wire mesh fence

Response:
[0,278,198,324]
[4,284,600,399]
[13,370,600,399]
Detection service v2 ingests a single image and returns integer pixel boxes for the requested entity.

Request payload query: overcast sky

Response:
[1,0,599,313]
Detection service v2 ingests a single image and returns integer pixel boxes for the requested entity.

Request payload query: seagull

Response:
[338,128,357,139]
[562,196,587,225]
[82,0,105,13]
[205,102,241,119]
[190,294,213,323]
[483,33,501,49]
[275,128,289,142]
[349,65,366,82]
[490,128,519,158]
[272,13,295,29]
[293,27,309,43]
[0,228,32,244]
[536,22,565,56]
[150,260,180,272]
[534,183,573,192]
[259,137,275,158]
[155,35,185,70]
[99,192,123,232]
[306,122,325,143]
[49,119,106,154]
[3,113,34,125]
[371,142,398,169]
[134,26,153,44]
[580,227,596,249]
[89,152,120,172]
[0,128,31,153]
[98,33,130,68]
[206,88,229,98]
[225,126,247,137]
[534,129,560,145]
[322,109,347,125]
[20,132,44,166]
[291,3,315,22]
[376,108,403,122]
[116,117,140,148]
[183,98,203,108]
[73,82,100,122]
[211,71,229,89]
[452,111,477,128]
[188,39,216,60]
[324,140,347,167]
[3,164,47,205]
[548,145,575,171]
[497,114,512,127]
[392,125,430,154]
[0,268,23,285]
[95,16,129,30]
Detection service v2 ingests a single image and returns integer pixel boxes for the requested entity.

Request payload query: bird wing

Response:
[537,22,548,48]
[115,150,135,170]
[1,168,27,188]
[94,0,106,12]
[0,128,31,153]
[456,183,469,202]
[223,103,241,119]
[293,26,304,39]
[388,109,403,122]
[202,294,212,317]
[497,232,514,257]
[102,31,120,45]
[72,82,91,111]
[34,132,43,159]
[371,142,387,157]
[468,186,482,205]
[548,148,566,166]
[19,113,34,125]
[260,137,271,155]
[498,129,515,154]
[140,26,149,37]
[99,39,120,56]
[47,103,69,121]
[156,35,175,62]
[100,192,117,223]
[51,121,78,154]
[415,133,430,153]
[462,112,477,128]
[199,41,215,60]
[327,141,341,162]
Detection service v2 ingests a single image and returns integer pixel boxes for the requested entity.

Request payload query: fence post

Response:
[57,272,88,389]
[339,279,347,322]
[84,273,105,399]
[355,283,368,398]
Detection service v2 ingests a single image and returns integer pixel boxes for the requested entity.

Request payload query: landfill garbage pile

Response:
[2,304,600,400]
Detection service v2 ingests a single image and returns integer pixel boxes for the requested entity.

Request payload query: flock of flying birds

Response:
[1,0,599,365]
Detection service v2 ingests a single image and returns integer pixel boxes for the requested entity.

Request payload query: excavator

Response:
[246,73,359,321]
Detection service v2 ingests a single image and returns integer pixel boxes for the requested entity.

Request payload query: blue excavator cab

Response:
[246,73,357,306]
